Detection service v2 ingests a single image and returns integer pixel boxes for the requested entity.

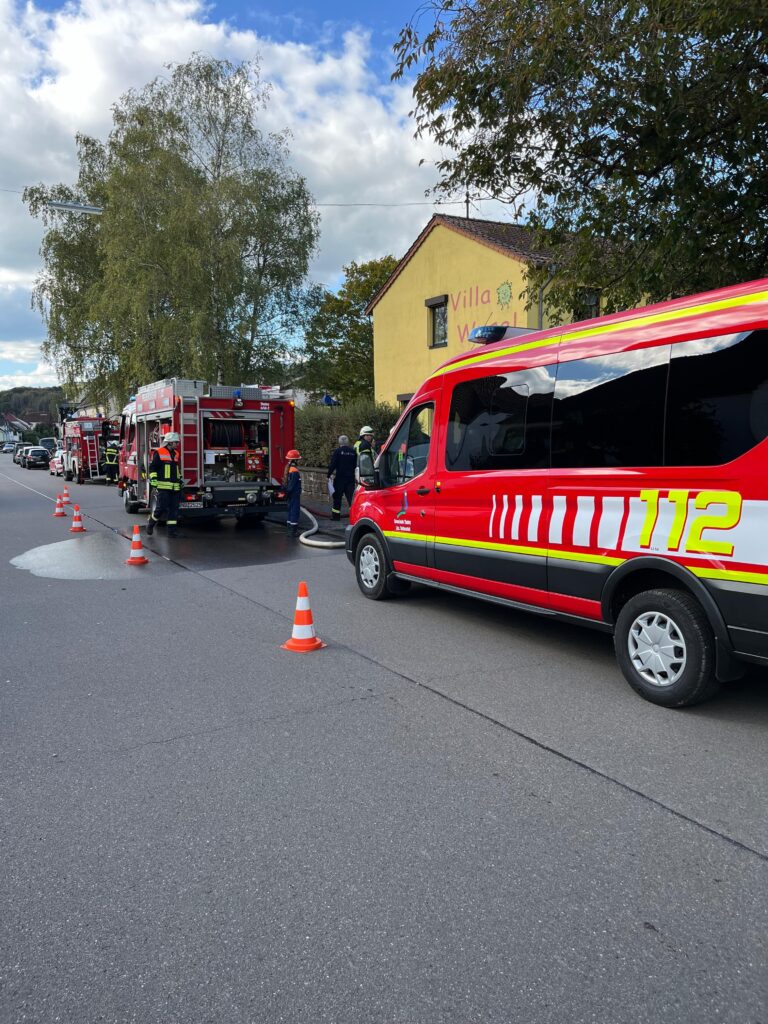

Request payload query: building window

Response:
[425,294,448,348]
[573,288,601,322]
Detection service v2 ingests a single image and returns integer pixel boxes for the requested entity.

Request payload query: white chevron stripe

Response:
[528,495,542,542]
[498,494,509,539]
[573,496,595,547]
[550,495,567,544]
[510,494,523,540]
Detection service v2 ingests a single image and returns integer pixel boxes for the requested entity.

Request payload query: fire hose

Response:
[297,505,346,549]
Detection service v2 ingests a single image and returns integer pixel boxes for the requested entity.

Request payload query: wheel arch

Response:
[602,557,742,681]
[348,517,390,559]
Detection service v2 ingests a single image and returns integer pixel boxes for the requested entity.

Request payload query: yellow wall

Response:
[373,224,539,405]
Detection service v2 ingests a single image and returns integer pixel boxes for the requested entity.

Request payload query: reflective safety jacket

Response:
[354,438,376,461]
[104,445,118,466]
[149,446,182,491]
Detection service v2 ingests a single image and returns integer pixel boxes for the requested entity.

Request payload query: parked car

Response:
[13,442,27,464]
[17,445,34,466]
[2,442,15,453]
[24,446,50,469]
[38,436,57,453]
[48,449,64,477]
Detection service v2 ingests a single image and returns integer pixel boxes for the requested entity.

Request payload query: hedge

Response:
[295,398,400,468]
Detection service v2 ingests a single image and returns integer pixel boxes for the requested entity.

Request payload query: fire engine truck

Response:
[59,413,113,484]
[117,378,295,523]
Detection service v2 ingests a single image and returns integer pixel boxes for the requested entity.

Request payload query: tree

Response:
[298,256,399,403]
[25,54,319,401]
[394,0,768,316]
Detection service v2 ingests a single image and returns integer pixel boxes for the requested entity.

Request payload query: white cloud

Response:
[0,340,46,363]
[0,0,513,374]
[0,362,60,389]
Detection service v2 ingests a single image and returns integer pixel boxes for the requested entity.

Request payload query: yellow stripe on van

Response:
[429,335,560,378]
[384,532,768,585]
[689,566,768,586]
[428,288,768,380]
[546,548,624,567]
[387,532,624,567]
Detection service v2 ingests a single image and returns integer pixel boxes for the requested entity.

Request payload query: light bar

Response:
[468,326,508,344]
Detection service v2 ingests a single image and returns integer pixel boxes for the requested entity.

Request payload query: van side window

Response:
[552,346,669,468]
[666,330,768,465]
[381,403,433,485]
[446,368,554,471]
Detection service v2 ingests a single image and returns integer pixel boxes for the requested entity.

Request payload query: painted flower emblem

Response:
[496,280,513,309]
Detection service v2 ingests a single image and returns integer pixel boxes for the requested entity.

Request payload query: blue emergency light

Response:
[468,326,508,344]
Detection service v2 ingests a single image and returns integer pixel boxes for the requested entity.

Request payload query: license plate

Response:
[184,501,203,508]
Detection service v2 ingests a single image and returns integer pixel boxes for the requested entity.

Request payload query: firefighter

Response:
[327,434,357,521]
[283,449,302,537]
[146,432,182,537]
[354,426,377,461]
[103,438,119,485]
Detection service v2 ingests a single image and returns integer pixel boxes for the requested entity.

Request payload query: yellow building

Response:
[367,215,590,408]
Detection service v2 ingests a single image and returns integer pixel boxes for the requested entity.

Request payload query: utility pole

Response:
[465,189,470,219]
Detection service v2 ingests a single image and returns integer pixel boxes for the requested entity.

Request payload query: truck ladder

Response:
[85,434,101,479]
[181,399,200,487]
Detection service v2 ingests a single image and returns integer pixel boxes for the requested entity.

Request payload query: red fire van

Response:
[346,277,768,706]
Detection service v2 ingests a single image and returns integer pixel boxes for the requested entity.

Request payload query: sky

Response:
[0,0,509,391]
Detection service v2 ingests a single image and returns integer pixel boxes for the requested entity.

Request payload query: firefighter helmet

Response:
[286,449,301,460]
[163,432,180,444]
[359,426,374,436]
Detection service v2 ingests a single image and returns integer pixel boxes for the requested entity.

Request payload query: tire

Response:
[123,488,138,514]
[614,588,721,707]
[355,533,394,601]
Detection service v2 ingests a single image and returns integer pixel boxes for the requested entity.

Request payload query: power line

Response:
[1,185,495,209]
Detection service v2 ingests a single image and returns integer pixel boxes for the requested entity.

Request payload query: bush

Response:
[296,398,400,467]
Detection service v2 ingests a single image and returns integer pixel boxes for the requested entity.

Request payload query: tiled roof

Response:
[365,214,551,314]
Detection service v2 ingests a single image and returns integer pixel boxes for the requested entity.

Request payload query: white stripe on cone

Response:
[296,597,311,611]
[291,624,316,640]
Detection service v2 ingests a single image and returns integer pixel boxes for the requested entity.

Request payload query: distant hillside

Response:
[0,386,65,424]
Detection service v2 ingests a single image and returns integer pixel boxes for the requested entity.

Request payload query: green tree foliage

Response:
[298,256,399,403]
[25,54,319,402]
[0,386,64,419]
[394,0,768,316]
[296,398,399,468]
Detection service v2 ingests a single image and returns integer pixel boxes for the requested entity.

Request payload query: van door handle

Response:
[416,486,430,495]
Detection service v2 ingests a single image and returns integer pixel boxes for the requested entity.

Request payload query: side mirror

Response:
[356,450,377,488]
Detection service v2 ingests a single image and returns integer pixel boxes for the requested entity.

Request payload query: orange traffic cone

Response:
[125,524,149,566]
[281,581,326,653]
[52,494,66,517]
[69,505,86,533]
[61,486,71,505]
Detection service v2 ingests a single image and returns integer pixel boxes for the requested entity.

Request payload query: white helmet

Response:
[359,425,374,436]
[163,432,180,444]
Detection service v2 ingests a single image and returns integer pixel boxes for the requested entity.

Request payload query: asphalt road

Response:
[1,459,766,1024]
